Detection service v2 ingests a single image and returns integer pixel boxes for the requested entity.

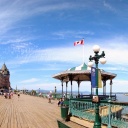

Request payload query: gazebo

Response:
[53,62,117,99]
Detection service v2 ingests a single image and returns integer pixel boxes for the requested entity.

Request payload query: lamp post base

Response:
[93,102,101,128]
[93,126,101,128]
[93,122,101,128]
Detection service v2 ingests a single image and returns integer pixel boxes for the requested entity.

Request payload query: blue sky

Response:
[0,0,128,92]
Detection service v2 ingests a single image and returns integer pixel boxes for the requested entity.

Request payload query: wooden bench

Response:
[57,120,70,128]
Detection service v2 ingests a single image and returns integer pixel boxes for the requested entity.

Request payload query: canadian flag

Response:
[74,39,84,46]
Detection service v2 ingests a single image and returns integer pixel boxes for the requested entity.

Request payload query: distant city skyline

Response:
[0,0,128,92]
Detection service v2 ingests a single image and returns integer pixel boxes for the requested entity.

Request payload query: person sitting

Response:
[58,98,63,106]
[78,94,80,98]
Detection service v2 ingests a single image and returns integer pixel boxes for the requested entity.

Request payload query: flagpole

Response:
[82,39,85,63]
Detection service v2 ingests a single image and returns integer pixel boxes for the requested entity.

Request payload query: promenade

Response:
[0,94,86,128]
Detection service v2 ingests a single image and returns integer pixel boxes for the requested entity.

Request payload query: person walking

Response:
[48,91,52,103]
[18,92,20,100]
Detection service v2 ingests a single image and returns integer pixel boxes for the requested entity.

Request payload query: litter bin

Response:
[61,106,69,119]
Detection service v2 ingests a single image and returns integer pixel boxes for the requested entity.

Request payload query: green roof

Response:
[68,63,88,71]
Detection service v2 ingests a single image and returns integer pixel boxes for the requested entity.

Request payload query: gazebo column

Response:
[110,79,113,96]
[69,75,73,98]
[104,84,106,95]
[103,80,106,95]
[61,80,63,98]
[71,80,73,98]
[77,80,81,96]
[66,81,68,99]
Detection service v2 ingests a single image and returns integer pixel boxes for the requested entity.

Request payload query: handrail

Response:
[69,98,128,127]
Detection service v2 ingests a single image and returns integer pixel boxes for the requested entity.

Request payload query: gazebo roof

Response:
[68,63,89,71]
[52,63,117,82]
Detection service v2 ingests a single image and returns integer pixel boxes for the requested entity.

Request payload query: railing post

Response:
[108,96,112,128]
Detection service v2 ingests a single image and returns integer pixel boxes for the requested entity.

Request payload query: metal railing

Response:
[69,98,128,127]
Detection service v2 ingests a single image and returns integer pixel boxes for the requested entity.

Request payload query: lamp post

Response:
[88,45,106,128]
[108,95,112,128]
[39,88,40,94]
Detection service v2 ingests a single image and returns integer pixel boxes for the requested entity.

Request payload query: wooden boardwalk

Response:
[0,94,87,128]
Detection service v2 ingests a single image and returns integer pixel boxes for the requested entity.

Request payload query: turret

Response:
[0,63,10,90]
[1,63,10,76]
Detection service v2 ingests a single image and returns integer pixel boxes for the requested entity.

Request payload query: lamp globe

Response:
[100,58,107,64]
[93,45,100,52]
[88,61,94,67]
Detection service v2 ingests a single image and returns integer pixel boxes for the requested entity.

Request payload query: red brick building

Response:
[0,63,10,90]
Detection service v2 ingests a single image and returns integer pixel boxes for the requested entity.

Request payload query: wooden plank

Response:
[0,94,100,128]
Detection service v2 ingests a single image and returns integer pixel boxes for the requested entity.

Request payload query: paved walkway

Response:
[0,94,87,128]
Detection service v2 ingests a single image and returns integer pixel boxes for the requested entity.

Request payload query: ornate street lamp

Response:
[88,45,106,128]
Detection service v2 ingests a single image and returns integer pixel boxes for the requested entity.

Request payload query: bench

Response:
[57,120,70,128]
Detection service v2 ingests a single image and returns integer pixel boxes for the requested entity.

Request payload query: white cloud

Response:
[52,30,94,39]
[107,79,128,92]
[20,78,39,84]
[103,1,116,12]
[20,79,128,92]
[12,40,128,66]
[0,0,125,36]
[4,36,128,74]
[17,82,60,91]
[0,0,86,35]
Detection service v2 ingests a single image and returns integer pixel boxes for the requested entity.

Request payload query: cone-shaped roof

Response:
[1,63,8,71]
[1,63,10,75]
[68,63,90,71]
